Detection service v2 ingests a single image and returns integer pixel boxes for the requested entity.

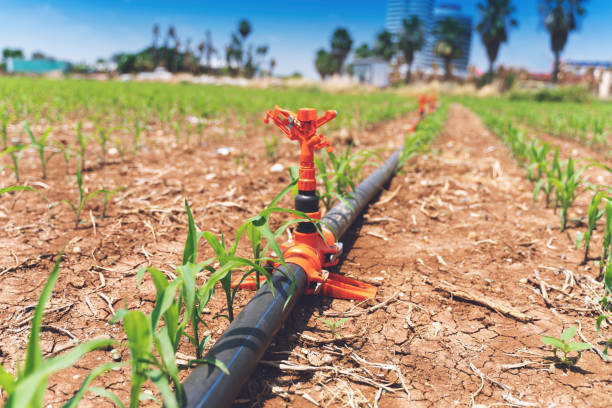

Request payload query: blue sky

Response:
[0,0,611,78]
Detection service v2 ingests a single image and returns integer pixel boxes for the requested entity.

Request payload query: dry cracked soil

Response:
[1,103,611,407]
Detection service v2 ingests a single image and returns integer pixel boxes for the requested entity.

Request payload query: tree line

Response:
[113,19,275,78]
[315,0,588,84]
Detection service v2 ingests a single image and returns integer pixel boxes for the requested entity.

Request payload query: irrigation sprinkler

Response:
[181,103,433,407]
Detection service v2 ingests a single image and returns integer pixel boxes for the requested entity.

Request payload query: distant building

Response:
[385,0,435,72]
[385,1,472,77]
[6,58,70,74]
[352,58,391,88]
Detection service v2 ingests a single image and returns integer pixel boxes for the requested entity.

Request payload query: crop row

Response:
[0,99,446,406]
[468,97,612,152]
[464,99,612,363]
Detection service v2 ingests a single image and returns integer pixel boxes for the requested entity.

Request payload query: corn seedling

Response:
[315,146,380,211]
[96,124,110,163]
[52,140,72,174]
[1,110,12,150]
[526,140,551,183]
[548,158,586,231]
[540,326,591,365]
[264,133,280,160]
[1,144,27,182]
[317,317,350,339]
[595,263,612,360]
[76,121,90,170]
[98,186,126,217]
[533,149,561,208]
[24,121,53,179]
[132,118,142,154]
[0,252,115,408]
[576,191,606,263]
[62,163,108,227]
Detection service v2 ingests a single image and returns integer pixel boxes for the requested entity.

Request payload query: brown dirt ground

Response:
[1,103,611,407]
[240,104,612,407]
[0,107,415,406]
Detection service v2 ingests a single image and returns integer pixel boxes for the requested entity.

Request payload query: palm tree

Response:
[152,24,160,67]
[539,0,587,83]
[398,15,425,83]
[269,58,276,77]
[204,30,217,69]
[330,28,353,74]
[476,0,517,78]
[355,43,371,58]
[315,49,336,79]
[165,25,176,71]
[372,30,395,62]
[238,20,252,41]
[433,18,465,81]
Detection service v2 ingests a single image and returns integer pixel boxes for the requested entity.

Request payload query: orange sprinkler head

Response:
[264,106,336,191]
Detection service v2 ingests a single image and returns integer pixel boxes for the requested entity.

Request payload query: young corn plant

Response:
[548,158,586,231]
[1,110,12,150]
[526,140,551,183]
[264,133,280,160]
[317,317,350,339]
[533,149,561,208]
[76,120,90,170]
[62,163,109,228]
[576,191,606,263]
[595,263,612,361]
[96,124,110,164]
[52,140,72,175]
[315,146,380,211]
[600,201,612,273]
[1,144,27,182]
[132,118,142,155]
[541,326,591,365]
[0,252,116,408]
[24,121,53,179]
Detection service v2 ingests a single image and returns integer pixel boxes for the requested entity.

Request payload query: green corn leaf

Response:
[123,311,152,408]
[575,231,584,250]
[267,166,299,208]
[150,277,182,331]
[603,338,612,361]
[183,199,199,265]
[596,315,607,337]
[540,336,564,351]
[13,337,114,408]
[188,357,229,375]
[561,326,577,343]
[146,369,179,408]
[154,326,181,404]
[63,362,125,408]
[567,342,592,352]
[0,365,16,394]
[25,251,63,377]
[88,387,126,408]
[604,263,612,295]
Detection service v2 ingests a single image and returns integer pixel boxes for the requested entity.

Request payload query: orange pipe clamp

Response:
[231,106,377,301]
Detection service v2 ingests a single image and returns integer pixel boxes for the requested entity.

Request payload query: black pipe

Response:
[182,148,402,408]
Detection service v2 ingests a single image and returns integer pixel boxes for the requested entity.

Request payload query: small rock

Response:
[108,147,118,156]
[215,147,233,156]
[72,246,81,254]
[204,173,216,180]
[270,163,284,173]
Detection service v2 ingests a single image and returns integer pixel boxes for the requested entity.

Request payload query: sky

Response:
[0,0,611,79]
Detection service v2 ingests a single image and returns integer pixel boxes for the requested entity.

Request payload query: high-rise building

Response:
[385,0,435,71]
[431,4,472,75]
[384,1,472,76]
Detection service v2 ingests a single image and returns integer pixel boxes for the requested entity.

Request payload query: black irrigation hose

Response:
[182,148,403,408]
